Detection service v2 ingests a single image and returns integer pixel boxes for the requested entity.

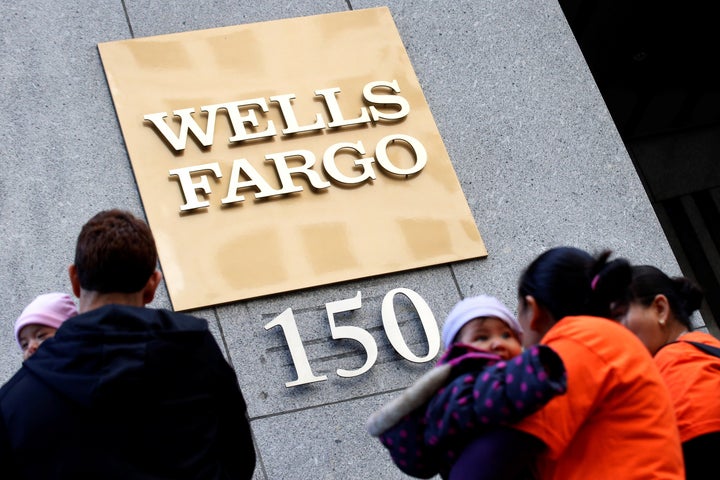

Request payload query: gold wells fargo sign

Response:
[146,80,424,210]
[98,7,486,311]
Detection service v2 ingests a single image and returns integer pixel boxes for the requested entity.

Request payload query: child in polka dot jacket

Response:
[366,295,567,479]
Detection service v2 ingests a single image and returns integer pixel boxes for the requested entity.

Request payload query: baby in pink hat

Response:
[368,295,566,479]
[14,292,78,360]
[440,294,523,360]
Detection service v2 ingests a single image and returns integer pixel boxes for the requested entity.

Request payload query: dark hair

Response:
[622,265,703,329]
[518,246,631,321]
[74,209,158,293]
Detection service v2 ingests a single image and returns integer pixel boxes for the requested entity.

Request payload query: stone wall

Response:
[0,1,678,479]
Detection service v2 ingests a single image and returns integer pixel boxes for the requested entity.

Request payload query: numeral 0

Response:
[264,289,440,387]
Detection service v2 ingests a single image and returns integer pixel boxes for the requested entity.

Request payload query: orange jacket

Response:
[514,315,684,479]
[655,331,720,443]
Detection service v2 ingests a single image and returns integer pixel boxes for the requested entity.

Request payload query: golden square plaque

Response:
[98,7,486,311]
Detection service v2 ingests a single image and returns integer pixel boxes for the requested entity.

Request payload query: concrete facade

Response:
[1,1,681,479]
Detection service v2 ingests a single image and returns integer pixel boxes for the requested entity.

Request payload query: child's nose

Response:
[24,340,40,359]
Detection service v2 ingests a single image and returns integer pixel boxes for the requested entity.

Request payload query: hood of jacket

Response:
[22,304,214,409]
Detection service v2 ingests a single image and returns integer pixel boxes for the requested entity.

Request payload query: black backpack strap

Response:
[683,340,720,359]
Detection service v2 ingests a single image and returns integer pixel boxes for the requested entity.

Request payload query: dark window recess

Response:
[558,0,720,332]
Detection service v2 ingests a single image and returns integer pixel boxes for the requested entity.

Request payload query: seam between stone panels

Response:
[450,264,463,298]
[250,387,406,421]
[121,0,135,38]
[213,307,236,370]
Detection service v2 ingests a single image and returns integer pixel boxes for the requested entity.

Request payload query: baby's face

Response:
[18,324,58,360]
[455,317,522,360]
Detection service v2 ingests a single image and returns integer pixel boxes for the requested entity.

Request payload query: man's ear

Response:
[68,264,81,298]
[141,270,163,305]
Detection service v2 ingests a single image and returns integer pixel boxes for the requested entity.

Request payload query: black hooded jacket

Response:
[0,304,256,479]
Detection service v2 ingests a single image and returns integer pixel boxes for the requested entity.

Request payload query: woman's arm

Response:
[425,345,566,445]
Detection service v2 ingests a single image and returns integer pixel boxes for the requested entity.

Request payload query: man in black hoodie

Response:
[0,209,256,479]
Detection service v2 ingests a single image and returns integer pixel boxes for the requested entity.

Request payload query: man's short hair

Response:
[74,209,158,293]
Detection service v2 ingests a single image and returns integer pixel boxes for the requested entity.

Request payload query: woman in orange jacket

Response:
[603,264,720,480]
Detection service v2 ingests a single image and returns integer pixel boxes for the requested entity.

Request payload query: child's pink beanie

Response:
[14,293,78,347]
[441,294,522,349]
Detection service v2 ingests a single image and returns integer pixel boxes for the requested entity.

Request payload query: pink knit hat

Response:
[441,294,522,349]
[14,293,78,347]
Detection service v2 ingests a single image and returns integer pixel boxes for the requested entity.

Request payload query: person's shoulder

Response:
[150,307,210,331]
[0,367,32,401]
[547,315,633,343]
[684,330,720,347]
[657,331,720,363]
[545,316,651,368]
[86,305,211,334]
[154,308,208,324]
